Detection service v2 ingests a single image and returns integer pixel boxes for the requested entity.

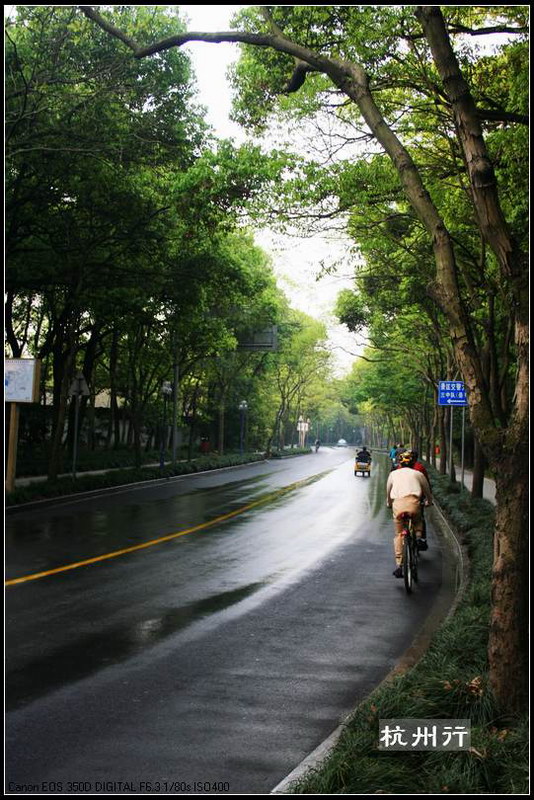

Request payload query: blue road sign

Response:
[438,381,468,406]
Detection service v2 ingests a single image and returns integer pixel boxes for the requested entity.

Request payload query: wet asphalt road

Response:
[5,450,444,794]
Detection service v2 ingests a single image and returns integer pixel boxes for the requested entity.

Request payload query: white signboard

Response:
[237,325,278,351]
[4,359,41,403]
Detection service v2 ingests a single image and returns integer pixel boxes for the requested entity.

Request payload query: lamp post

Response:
[160,380,172,470]
[239,400,248,456]
[297,416,310,448]
[69,371,90,479]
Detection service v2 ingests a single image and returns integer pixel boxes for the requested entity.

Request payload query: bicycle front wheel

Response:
[403,535,414,593]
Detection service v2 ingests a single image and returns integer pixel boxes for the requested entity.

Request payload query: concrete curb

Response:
[270,499,469,795]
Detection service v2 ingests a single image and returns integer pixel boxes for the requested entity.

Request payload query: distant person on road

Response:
[315,439,321,452]
[356,446,371,463]
[389,442,401,471]
[386,450,433,578]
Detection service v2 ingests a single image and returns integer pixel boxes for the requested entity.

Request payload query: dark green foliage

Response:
[5,5,300,478]
[16,446,166,477]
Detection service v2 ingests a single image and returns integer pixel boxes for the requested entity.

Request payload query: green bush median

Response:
[6,453,267,508]
[289,466,528,795]
[269,447,312,458]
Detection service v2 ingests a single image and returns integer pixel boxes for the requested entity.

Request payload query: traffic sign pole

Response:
[449,406,454,479]
[438,380,468,483]
[461,406,466,492]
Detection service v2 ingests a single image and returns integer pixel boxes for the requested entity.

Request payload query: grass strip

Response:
[289,466,528,795]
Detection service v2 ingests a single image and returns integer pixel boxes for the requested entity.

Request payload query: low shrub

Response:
[6,452,267,507]
[270,447,312,458]
[15,446,170,477]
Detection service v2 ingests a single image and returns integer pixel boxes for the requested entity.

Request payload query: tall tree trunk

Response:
[69,325,100,450]
[430,418,437,468]
[417,4,529,713]
[438,407,447,475]
[218,395,226,456]
[5,290,23,357]
[48,357,74,480]
[471,436,487,499]
[108,327,120,449]
[488,465,529,712]
[132,408,142,468]
[48,333,77,481]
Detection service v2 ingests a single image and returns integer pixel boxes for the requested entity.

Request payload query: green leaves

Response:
[335,289,369,334]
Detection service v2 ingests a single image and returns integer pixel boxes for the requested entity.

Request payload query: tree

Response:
[5,6,287,477]
[79,4,529,713]
[5,5,207,477]
[265,311,331,452]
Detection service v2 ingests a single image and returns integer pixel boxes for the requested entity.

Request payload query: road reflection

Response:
[6,582,267,711]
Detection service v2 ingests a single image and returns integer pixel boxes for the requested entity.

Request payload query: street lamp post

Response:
[160,381,172,470]
[171,357,180,465]
[239,401,248,456]
[69,371,90,479]
[297,416,310,448]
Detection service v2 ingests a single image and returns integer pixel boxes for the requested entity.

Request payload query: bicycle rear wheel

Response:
[403,534,414,593]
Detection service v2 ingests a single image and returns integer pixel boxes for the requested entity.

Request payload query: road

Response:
[6,450,447,794]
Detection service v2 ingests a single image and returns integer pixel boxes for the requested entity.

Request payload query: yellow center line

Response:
[5,474,323,587]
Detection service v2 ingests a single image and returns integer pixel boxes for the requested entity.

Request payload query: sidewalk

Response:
[433,459,495,505]
[458,469,496,505]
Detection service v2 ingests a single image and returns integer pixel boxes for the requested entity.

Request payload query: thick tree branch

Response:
[81,6,280,57]
[478,109,528,126]
[79,5,337,74]
[448,23,528,36]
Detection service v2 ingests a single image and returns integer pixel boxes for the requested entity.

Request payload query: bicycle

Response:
[399,511,419,593]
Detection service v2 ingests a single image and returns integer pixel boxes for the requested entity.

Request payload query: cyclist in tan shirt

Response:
[386,450,433,578]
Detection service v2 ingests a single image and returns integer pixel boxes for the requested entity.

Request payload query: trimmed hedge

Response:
[6,453,267,507]
[270,447,312,458]
[16,447,182,477]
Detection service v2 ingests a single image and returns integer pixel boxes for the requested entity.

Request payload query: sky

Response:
[180,5,361,375]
